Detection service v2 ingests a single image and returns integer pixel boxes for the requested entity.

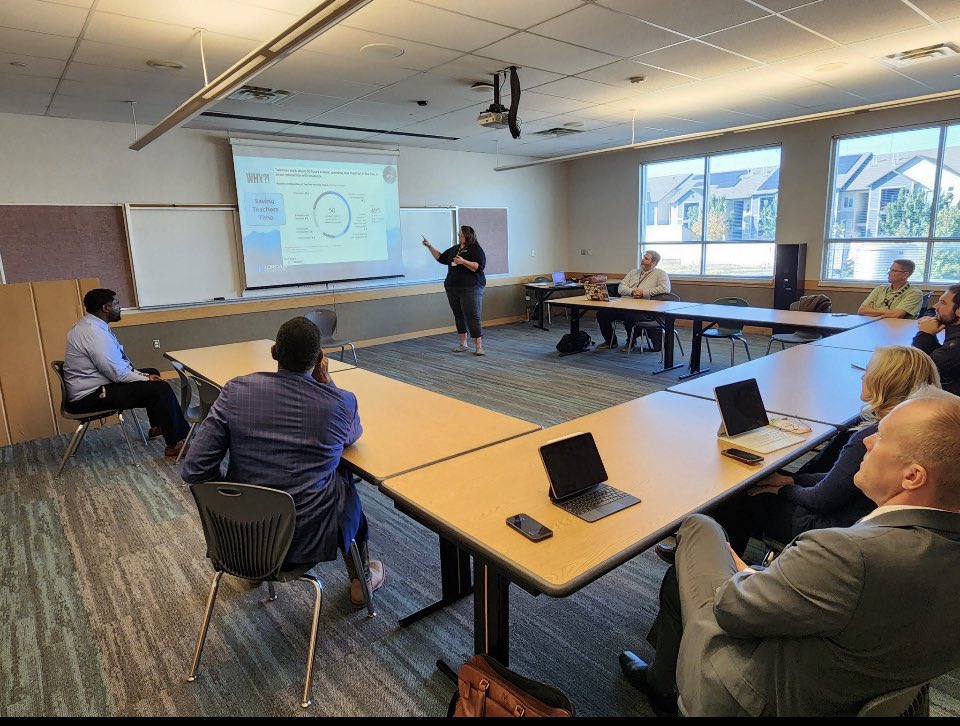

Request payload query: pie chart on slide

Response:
[313,191,352,238]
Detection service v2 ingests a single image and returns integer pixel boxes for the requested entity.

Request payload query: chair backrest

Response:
[919,290,934,317]
[193,376,222,421]
[190,481,296,580]
[653,292,680,302]
[304,309,338,343]
[790,294,832,314]
[170,360,194,413]
[713,297,750,307]
[857,682,929,717]
[50,360,71,416]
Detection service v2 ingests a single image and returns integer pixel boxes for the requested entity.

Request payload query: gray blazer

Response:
[676,508,960,716]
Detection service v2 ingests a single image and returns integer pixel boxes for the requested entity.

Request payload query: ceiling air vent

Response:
[227,85,297,105]
[884,42,960,68]
[532,127,584,138]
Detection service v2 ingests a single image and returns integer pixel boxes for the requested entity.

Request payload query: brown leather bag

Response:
[449,655,574,717]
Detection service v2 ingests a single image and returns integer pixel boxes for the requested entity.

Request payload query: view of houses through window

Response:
[640,147,780,277]
[824,123,960,284]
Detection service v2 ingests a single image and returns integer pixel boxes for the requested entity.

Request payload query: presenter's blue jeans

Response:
[446,286,484,339]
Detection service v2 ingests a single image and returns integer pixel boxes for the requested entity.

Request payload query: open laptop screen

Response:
[714,379,770,436]
[539,432,608,501]
[551,271,566,285]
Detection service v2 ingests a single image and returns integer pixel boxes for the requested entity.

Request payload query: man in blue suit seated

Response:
[181,317,384,607]
[619,387,960,716]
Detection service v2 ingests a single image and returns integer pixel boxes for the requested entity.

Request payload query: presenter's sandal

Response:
[453,345,469,352]
[474,347,485,356]
[350,560,385,608]
[618,651,679,717]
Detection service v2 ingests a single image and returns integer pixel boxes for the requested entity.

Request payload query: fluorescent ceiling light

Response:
[129,0,373,151]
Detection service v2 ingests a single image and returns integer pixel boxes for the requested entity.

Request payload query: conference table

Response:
[547,295,700,373]
[164,340,542,625]
[672,304,878,379]
[164,338,355,387]
[380,391,834,664]
[524,280,620,331]
[668,342,872,427]
[812,317,921,352]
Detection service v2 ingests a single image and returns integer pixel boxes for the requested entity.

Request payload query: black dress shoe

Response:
[618,651,679,717]
[654,536,677,565]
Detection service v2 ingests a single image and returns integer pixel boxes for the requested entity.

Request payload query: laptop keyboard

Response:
[730,426,802,452]
[559,484,627,516]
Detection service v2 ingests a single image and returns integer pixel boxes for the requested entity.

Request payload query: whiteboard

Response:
[399,208,457,283]
[126,206,242,307]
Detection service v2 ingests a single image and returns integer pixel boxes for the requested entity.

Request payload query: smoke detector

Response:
[227,85,297,105]
[884,42,960,68]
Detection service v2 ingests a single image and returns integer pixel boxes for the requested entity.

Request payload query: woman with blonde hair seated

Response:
[708,344,942,556]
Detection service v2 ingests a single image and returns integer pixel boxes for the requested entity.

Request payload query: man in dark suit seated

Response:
[913,284,960,396]
[619,387,960,716]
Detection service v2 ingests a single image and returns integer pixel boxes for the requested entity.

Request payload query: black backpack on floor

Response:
[556,331,592,354]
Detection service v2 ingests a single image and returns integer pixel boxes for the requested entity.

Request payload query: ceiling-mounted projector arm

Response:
[507,66,521,139]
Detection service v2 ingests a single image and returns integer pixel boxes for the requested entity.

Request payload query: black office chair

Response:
[50,360,141,478]
[856,682,929,717]
[186,481,374,709]
[702,297,752,366]
[765,294,832,355]
[620,292,685,362]
[304,309,358,366]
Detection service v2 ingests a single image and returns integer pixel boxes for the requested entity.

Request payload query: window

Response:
[640,146,780,278]
[824,123,960,283]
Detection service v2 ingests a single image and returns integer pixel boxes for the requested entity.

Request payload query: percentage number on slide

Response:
[313,191,352,238]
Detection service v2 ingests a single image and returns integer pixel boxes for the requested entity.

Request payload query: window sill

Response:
[672,277,774,288]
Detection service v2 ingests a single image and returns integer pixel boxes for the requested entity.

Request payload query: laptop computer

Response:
[539,431,641,522]
[714,378,806,454]
[551,271,567,285]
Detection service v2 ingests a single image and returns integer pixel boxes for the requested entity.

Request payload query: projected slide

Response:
[232,142,402,288]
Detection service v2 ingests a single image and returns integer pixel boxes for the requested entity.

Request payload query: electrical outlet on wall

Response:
[153,339,161,349]
[580,248,587,255]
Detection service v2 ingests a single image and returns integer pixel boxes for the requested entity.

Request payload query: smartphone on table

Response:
[721,448,764,465]
[506,513,553,542]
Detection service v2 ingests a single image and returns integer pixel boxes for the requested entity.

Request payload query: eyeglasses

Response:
[769,417,812,435]
[888,267,908,274]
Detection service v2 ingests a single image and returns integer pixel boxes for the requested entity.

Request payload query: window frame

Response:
[822,121,960,285]
[639,144,781,280]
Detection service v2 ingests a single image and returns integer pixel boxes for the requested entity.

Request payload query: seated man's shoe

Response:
[654,536,677,565]
[164,439,187,458]
[596,339,618,350]
[147,426,163,439]
[618,651,679,717]
[350,559,385,608]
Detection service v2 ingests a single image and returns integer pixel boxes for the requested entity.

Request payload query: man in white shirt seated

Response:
[63,288,190,457]
[857,258,923,318]
[596,250,671,352]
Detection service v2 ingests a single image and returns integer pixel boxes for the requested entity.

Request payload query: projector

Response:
[477,110,509,129]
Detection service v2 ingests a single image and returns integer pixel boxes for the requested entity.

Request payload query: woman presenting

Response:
[422,225,487,355]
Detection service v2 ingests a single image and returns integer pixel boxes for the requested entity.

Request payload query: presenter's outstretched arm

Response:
[422,238,441,261]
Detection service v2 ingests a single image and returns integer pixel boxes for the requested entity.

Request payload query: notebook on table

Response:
[538,431,640,522]
[714,378,806,454]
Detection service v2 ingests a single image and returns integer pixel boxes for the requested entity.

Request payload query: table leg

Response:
[652,315,683,375]
[399,537,473,626]
[474,558,510,665]
[532,290,556,331]
[679,318,711,380]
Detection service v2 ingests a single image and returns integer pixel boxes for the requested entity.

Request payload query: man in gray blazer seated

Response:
[619,387,960,716]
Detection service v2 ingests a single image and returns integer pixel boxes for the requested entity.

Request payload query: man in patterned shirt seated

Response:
[857,258,923,319]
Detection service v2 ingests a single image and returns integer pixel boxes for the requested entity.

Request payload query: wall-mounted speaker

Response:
[773,243,806,310]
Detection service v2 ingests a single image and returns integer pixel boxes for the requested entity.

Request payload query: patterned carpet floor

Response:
[2,319,957,716]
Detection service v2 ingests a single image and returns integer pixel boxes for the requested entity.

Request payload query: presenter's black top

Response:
[438,244,486,289]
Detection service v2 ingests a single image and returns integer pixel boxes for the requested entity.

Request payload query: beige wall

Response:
[565,96,960,307]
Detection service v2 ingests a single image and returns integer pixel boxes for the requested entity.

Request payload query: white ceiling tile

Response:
[519,113,619,133]
[516,90,592,114]
[428,54,563,90]
[95,0,299,42]
[0,73,58,94]
[0,26,78,59]
[63,61,201,93]
[208,96,342,121]
[702,15,836,63]
[530,4,685,57]
[531,76,636,104]
[0,91,52,115]
[821,67,932,100]
[783,0,930,45]
[908,0,960,21]
[356,72,483,107]
[0,0,89,37]
[893,53,960,91]
[412,0,583,30]
[768,82,867,107]
[304,25,461,71]
[0,51,66,79]
[342,0,515,52]
[362,130,451,148]
[327,98,444,127]
[717,95,811,119]
[261,49,418,88]
[751,0,822,10]
[478,32,619,76]
[636,40,759,79]
[47,95,173,124]
[598,0,770,38]
[664,107,770,127]
[55,0,95,7]
[73,39,210,83]
[772,47,873,80]
[427,136,505,154]
[56,78,192,105]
